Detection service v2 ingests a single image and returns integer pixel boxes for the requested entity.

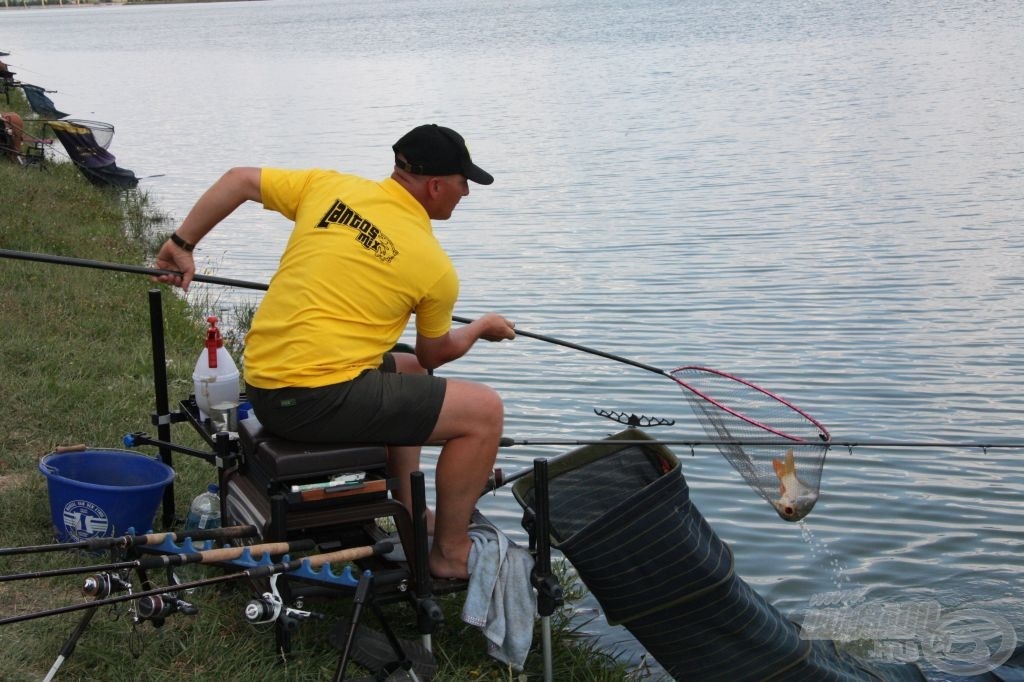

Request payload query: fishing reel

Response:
[244,591,284,624]
[83,572,132,599]
[244,574,322,631]
[83,572,136,626]
[135,593,199,628]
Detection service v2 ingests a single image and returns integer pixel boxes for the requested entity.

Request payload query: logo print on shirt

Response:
[316,199,398,263]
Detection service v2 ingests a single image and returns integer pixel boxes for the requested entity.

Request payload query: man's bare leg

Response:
[387,352,435,534]
[426,378,503,580]
[387,444,434,535]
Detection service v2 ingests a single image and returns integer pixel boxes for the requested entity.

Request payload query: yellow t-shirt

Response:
[243,169,457,389]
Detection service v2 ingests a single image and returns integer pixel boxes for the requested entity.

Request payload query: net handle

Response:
[671,365,831,443]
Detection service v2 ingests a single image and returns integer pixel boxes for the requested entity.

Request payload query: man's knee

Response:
[467,383,502,418]
[437,381,503,439]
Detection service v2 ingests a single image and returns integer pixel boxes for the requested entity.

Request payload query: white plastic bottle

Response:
[192,316,240,429]
[184,484,221,531]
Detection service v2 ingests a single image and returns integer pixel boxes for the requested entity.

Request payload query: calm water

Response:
[3,0,1023,677]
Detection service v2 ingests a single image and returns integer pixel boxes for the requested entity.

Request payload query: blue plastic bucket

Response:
[38,449,175,543]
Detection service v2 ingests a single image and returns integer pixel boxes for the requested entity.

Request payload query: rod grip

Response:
[176,524,260,543]
[198,540,299,563]
[135,524,259,547]
[302,541,390,570]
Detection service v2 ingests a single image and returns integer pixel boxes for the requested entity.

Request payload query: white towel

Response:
[461,523,537,671]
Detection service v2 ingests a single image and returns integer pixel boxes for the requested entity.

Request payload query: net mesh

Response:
[671,366,830,521]
[66,119,115,149]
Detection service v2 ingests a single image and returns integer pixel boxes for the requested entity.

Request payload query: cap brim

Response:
[464,163,494,185]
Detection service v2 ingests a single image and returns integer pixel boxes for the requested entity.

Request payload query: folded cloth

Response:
[461,522,537,671]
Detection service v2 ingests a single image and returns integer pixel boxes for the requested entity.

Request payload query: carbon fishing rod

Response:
[0,251,810,426]
[0,541,392,627]
[10,251,1016,451]
[0,249,269,291]
[0,252,817,398]
[498,436,1024,450]
[0,249,741,385]
[0,524,258,557]
[483,435,1024,495]
[0,538,315,584]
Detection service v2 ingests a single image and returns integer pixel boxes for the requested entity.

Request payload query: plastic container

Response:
[192,316,240,425]
[39,449,175,543]
[184,484,221,531]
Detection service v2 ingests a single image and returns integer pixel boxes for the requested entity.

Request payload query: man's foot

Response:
[428,540,471,580]
[424,507,435,536]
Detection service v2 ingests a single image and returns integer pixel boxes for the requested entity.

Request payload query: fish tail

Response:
[773,449,797,495]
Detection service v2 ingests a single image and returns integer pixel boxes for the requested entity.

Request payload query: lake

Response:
[2,0,1022,678]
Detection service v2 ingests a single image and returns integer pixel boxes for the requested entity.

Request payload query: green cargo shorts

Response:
[246,353,447,445]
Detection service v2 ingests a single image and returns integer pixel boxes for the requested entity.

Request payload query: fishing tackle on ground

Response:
[0,538,315,584]
[0,541,390,627]
[0,523,258,557]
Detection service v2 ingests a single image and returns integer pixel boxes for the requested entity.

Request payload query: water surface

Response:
[2,1,1022,677]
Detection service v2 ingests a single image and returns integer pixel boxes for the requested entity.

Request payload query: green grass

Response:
[0,93,636,680]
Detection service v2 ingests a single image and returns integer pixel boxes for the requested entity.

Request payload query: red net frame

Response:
[670,366,831,521]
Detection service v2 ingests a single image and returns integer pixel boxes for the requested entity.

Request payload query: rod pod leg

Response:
[333,571,419,682]
[43,604,98,682]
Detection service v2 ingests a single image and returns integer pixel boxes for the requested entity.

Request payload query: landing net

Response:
[65,119,115,149]
[670,366,831,521]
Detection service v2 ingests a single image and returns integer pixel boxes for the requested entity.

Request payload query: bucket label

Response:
[62,499,110,539]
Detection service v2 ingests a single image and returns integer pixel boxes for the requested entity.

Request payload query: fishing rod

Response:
[0,249,742,382]
[0,541,392,627]
[10,251,1017,450]
[0,538,315,584]
[0,249,269,291]
[482,434,1024,495]
[451,312,668,377]
[499,436,1024,450]
[0,523,258,557]
[0,249,753,382]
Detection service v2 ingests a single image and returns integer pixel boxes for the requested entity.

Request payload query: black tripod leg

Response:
[333,570,374,682]
[368,600,416,680]
[43,605,98,682]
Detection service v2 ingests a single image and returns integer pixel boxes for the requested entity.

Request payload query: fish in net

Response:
[671,366,831,521]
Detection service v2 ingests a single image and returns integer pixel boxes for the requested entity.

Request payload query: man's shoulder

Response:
[265,167,370,183]
[263,168,381,199]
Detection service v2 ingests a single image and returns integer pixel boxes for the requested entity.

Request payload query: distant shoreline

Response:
[0,0,264,8]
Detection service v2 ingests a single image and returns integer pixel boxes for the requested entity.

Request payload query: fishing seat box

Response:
[222,416,406,545]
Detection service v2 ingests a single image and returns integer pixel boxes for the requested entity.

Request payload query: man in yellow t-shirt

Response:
[154,124,516,580]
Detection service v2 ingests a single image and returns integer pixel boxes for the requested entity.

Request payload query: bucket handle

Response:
[41,444,87,474]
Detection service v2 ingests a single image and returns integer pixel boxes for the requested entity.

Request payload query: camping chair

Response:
[1,111,47,167]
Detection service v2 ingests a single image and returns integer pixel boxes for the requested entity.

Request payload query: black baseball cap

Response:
[392,124,493,185]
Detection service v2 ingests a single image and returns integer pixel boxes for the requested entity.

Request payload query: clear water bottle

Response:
[178,484,221,590]
[184,484,221,531]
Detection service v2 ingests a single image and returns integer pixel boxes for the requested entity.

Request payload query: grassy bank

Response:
[0,100,633,679]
